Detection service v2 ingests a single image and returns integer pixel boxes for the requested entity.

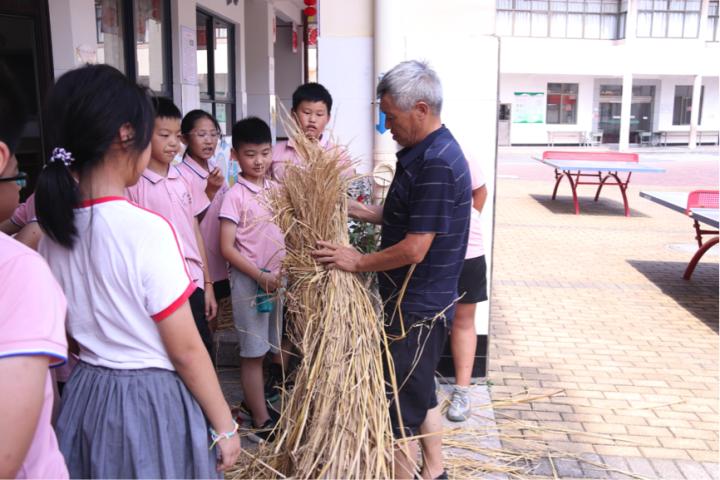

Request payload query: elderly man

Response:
[314,60,471,479]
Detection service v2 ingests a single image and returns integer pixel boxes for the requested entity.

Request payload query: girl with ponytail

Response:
[35,64,240,478]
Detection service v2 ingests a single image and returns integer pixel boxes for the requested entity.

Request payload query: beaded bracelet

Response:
[209,420,239,449]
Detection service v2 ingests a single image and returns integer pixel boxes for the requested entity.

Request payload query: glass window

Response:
[95,0,125,72]
[673,85,704,125]
[134,0,168,94]
[197,11,210,98]
[637,0,701,37]
[708,1,719,41]
[197,10,235,136]
[213,22,231,99]
[496,0,624,38]
[547,83,578,124]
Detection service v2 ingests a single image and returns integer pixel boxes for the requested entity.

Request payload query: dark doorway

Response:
[0,0,54,199]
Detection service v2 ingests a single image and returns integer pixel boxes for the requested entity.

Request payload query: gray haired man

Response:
[314,60,471,479]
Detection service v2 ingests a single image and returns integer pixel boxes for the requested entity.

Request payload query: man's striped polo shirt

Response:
[379,125,472,327]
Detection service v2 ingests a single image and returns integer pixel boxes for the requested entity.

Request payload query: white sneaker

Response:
[446,386,471,422]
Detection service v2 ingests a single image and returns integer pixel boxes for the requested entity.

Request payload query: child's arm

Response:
[193,218,217,322]
[14,223,43,251]
[219,219,279,292]
[0,218,20,236]
[0,355,51,478]
[156,302,241,472]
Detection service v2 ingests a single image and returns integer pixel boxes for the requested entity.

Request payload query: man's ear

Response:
[414,101,431,119]
[0,141,10,175]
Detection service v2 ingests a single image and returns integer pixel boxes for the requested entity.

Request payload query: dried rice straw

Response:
[228,107,395,479]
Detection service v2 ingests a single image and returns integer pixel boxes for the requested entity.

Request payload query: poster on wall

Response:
[181,26,197,85]
[513,92,545,123]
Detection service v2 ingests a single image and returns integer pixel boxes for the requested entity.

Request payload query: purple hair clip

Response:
[50,147,74,167]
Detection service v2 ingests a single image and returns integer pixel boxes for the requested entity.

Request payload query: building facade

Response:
[496,0,720,148]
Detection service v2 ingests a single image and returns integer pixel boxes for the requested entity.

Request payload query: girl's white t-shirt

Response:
[38,197,195,370]
[465,159,486,259]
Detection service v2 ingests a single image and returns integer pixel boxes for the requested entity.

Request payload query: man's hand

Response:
[313,241,364,272]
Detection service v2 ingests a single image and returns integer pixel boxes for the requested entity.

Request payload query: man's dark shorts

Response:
[384,316,448,438]
[458,255,488,304]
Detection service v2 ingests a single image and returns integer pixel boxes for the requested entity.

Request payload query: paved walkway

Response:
[487,147,718,479]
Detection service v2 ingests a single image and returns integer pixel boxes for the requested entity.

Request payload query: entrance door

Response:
[0,0,54,199]
[598,84,656,144]
[498,103,511,146]
[599,102,622,143]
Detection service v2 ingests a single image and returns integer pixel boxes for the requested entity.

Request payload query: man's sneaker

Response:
[446,386,471,422]
[233,401,280,423]
[248,418,277,444]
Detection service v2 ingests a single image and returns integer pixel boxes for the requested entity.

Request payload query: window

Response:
[673,85,704,125]
[547,83,578,124]
[636,0,701,38]
[708,1,719,41]
[94,0,171,96]
[497,0,624,39]
[197,10,235,135]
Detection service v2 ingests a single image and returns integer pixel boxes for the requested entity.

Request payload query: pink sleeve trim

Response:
[151,282,196,322]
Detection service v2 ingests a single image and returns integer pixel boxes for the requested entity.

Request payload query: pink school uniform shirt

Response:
[126,166,210,289]
[0,233,68,479]
[465,159,486,260]
[271,135,352,182]
[219,177,286,276]
[177,156,229,283]
[10,192,36,227]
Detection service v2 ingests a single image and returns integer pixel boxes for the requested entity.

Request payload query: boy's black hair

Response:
[0,63,28,154]
[231,117,272,151]
[291,82,333,113]
[153,96,182,120]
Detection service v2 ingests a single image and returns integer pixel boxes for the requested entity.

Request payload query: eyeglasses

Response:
[188,130,221,140]
[0,171,28,189]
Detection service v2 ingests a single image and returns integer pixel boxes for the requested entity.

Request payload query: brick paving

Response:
[488,147,719,479]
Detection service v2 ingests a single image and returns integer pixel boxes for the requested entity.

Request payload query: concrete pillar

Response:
[373,0,407,177]
[619,72,633,151]
[698,0,711,40]
[689,75,703,149]
[274,22,304,138]
[244,0,276,138]
[624,0,638,41]
[48,0,98,78]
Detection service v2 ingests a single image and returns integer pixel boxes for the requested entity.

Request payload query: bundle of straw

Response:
[229,113,394,479]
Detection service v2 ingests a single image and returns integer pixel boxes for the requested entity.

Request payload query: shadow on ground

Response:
[530,194,650,217]
[628,259,719,333]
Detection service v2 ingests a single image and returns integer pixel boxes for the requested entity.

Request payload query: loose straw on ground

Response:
[228,109,395,479]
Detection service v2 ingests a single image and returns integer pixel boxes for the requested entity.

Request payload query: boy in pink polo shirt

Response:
[125,97,218,357]
[219,117,285,443]
[0,66,68,479]
[271,82,352,181]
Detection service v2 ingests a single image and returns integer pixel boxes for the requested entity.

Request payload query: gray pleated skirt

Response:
[56,362,220,479]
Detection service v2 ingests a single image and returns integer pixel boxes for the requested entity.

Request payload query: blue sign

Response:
[376,110,388,134]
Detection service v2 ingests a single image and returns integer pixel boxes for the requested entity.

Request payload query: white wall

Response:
[49,0,98,79]
[317,0,375,173]
[320,0,498,335]
[500,74,596,145]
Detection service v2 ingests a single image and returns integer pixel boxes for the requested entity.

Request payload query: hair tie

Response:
[50,147,74,167]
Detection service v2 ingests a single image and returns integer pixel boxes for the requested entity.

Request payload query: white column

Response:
[698,0,711,41]
[619,72,633,151]
[373,0,407,175]
[244,0,276,137]
[688,75,703,149]
[625,0,638,41]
